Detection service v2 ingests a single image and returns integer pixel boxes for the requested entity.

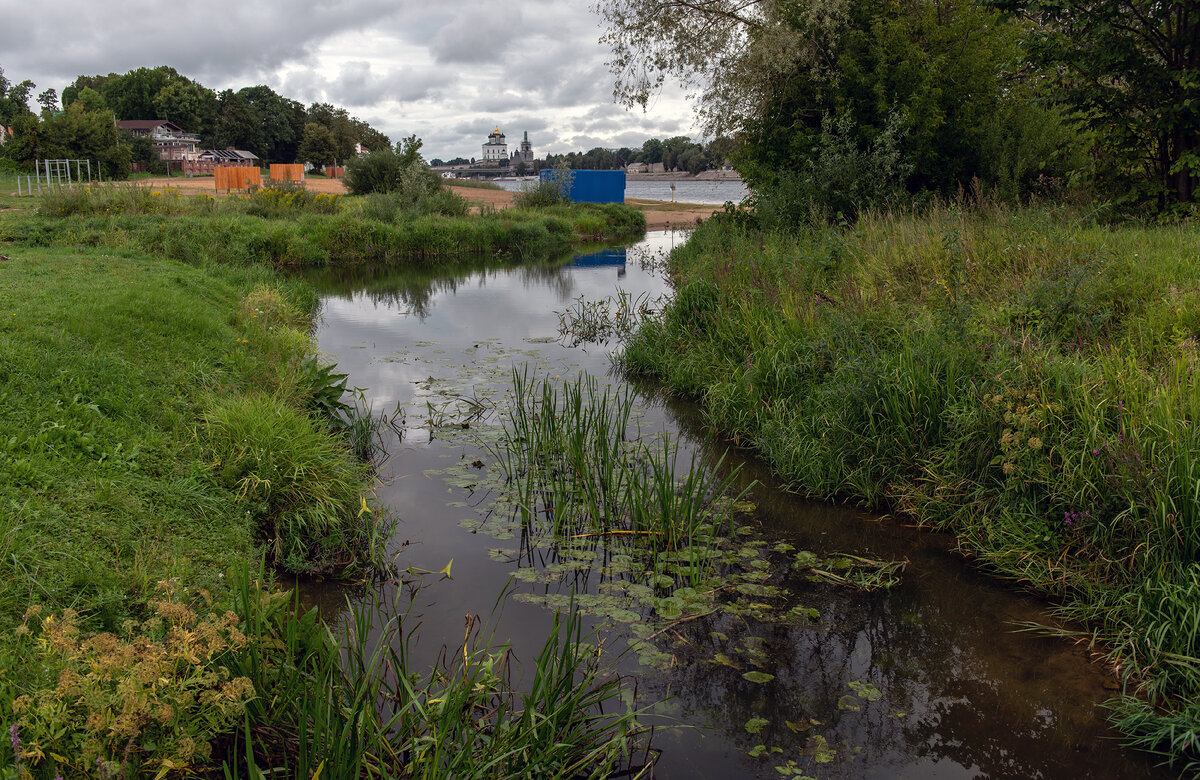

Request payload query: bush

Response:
[513,169,573,208]
[749,113,912,229]
[344,135,442,199]
[203,395,373,574]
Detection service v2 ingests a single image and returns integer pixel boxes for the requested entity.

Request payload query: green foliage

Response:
[7,589,254,776]
[13,187,645,267]
[748,112,911,228]
[600,0,1089,206]
[513,169,573,207]
[991,0,1200,206]
[0,66,35,126]
[343,135,441,198]
[296,121,338,169]
[221,571,650,779]
[2,100,132,179]
[203,395,372,574]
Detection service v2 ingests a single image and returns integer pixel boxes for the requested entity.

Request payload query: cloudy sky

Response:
[1,0,700,160]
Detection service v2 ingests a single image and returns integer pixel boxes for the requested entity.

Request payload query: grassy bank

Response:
[0,240,648,775]
[0,181,652,774]
[620,207,1200,771]
[0,184,646,268]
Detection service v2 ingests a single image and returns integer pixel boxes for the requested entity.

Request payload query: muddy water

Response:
[303,233,1167,779]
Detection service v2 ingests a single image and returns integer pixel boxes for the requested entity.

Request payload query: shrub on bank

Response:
[620,208,1200,770]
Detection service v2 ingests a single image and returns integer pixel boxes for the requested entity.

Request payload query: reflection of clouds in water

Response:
[312,239,672,445]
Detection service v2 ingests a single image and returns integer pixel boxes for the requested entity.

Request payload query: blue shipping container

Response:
[540,169,626,204]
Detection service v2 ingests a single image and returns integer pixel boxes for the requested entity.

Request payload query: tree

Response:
[213,90,265,156]
[992,0,1199,204]
[152,80,206,132]
[599,0,1080,202]
[102,66,178,119]
[343,135,440,197]
[62,74,113,109]
[239,86,306,163]
[0,66,35,125]
[306,103,357,162]
[298,122,338,169]
[640,138,663,164]
[36,88,59,114]
[6,101,131,178]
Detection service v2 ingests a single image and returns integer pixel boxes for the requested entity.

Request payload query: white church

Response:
[482,128,534,165]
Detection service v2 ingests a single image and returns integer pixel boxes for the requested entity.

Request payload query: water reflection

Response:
[304,233,1166,779]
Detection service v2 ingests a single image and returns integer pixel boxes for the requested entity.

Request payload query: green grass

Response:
[0,184,646,269]
[0,243,393,774]
[620,205,1200,770]
[0,191,651,776]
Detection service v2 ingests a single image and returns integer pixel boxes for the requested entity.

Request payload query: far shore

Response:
[121,176,721,232]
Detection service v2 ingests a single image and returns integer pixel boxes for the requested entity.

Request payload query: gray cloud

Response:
[2,0,700,161]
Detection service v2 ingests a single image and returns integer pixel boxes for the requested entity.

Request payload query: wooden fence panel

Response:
[214,166,262,190]
[269,164,305,183]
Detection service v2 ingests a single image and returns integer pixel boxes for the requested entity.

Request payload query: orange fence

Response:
[214,166,262,191]
[324,166,345,178]
[184,160,254,176]
[269,164,305,183]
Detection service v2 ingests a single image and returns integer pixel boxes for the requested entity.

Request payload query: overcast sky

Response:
[0,0,699,160]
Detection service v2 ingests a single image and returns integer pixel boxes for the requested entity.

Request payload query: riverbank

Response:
[0,190,650,775]
[1,184,647,267]
[7,176,721,231]
[620,208,1200,771]
[445,182,721,229]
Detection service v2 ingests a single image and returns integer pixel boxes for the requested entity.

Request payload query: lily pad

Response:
[743,671,775,684]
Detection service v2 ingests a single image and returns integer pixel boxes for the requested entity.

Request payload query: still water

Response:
[304,232,1166,779]
[494,177,750,205]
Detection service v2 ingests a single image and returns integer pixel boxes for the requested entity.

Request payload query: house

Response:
[115,120,201,161]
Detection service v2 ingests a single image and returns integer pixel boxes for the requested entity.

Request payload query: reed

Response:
[489,370,747,587]
[221,568,652,779]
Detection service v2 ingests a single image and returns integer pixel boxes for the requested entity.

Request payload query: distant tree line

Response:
[430,136,735,175]
[0,64,390,178]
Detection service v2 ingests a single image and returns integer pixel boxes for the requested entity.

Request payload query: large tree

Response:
[237,85,306,163]
[297,122,338,169]
[0,66,35,126]
[597,0,1080,199]
[991,0,1200,204]
[212,90,265,156]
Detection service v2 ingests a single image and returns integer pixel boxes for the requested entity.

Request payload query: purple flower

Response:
[1092,449,1100,455]
[9,722,18,755]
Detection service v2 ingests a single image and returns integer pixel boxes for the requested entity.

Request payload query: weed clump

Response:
[203,395,373,574]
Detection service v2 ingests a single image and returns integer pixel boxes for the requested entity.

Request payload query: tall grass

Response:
[620,206,1200,769]
[223,568,651,779]
[2,567,652,778]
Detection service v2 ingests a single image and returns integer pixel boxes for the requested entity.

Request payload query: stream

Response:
[301,231,1168,779]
